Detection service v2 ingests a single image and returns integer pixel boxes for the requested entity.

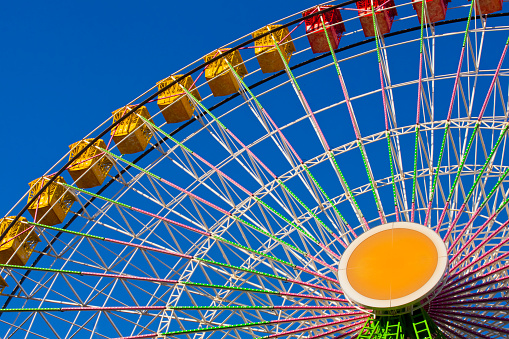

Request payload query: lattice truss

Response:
[0,0,508,338]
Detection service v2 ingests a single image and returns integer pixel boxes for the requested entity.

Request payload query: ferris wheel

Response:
[0,0,508,338]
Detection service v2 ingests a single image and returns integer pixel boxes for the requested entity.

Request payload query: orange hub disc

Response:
[338,222,447,309]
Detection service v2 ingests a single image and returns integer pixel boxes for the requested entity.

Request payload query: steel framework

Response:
[0,0,508,338]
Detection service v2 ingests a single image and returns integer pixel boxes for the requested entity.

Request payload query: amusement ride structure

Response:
[0,0,508,337]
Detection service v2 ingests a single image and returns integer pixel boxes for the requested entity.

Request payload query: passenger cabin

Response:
[476,0,503,14]
[111,105,152,154]
[252,25,296,73]
[157,75,202,123]
[204,49,248,97]
[413,0,448,23]
[356,0,398,37]
[303,5,346,54]
[0,216,40,266]
[68,139,112,189]
[27,176,75,226]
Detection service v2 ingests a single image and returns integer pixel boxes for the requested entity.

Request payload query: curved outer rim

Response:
[0,9,507,338]
[0,2,354,246]
[338,222,448,309]
[1,11,508,312]
[2,8,507,248]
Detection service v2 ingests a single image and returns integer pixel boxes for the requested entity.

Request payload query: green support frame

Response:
[356,308,445,339]
[357,318,381,339]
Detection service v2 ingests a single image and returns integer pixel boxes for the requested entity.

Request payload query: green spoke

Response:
[176,79,344,257]
[56,181,344,278]
[411,126,419,221]
[386,132,399,216]
[319,15,367,228]
[223,56,352,245]
[161,320,271,336]
[136,116,345,256]
[21,221,342,292]
[464,125,508,203]
[274,35,387,225]
[275,38,386,225]
[425,123,450,225]
[329,152,367,226]
[447,123,480,202]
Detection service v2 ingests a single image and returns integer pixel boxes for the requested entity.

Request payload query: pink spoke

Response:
[112,312,365,339]
[437,285,509,304]
[0,225,34,248]
[209,115,346,257]
[431,316,476,339]
[432,310,509,324]
[450,217,509,265]
[441,262,509,297]
[130,207,211,237]
[438,268,509,300]
[434,295,509,307]
[332,325,364,339]
[431,311,507,336]
[257,106,353,244]
[436,40,508,237]
[308,320,365,339]
[263,315,367,338]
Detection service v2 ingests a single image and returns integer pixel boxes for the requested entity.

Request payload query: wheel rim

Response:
[1,1,509,338]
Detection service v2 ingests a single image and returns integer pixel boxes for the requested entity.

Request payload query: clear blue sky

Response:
[1,1,507,218]
[0,0,321,215]
[1,1,508,336]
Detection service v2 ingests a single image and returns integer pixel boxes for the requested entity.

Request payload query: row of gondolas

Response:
[0,0,504,291]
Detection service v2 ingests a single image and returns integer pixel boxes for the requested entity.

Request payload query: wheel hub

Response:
[338,222,448,310]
